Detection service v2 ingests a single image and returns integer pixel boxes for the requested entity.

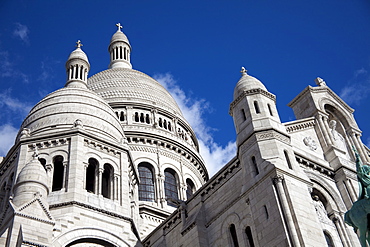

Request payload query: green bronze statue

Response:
[345,149,370,246]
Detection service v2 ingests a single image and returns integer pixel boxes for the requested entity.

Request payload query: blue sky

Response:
[1,1,370,175]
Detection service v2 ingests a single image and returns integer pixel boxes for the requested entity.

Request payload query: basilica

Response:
[0,24,365,246]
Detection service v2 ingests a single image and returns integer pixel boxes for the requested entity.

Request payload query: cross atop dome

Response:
[76,40,83,48]
[240,67,247,75]
[116,23,123,32]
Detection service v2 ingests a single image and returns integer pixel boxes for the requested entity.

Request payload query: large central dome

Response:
[88,68,182,115]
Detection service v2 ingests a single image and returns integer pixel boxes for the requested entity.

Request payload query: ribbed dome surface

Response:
[88,68,183,115]
[111,30,130,44]
[233,73,267,100]
[67,47,89,63]
[18,87,125,143]
[12,155,48,206]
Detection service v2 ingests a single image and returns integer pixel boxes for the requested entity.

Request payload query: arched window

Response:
[284,150,293,169]
[245,226,255,247]
[251,156,259,175]
[267,103,273,116]
[241,109,247,121]
[138,163,155,202]
[39,158,47,171]
[253,101,260,114]
[120,111,125,121]
[168,122,172,131]
[52,156,64,191]
[102,164,113,199]
[140,113,145,123]
[229,224,239,247]
[86,158,98,193]
[145,114,150,124]
[159,118,163,127]
[324,231,334,247]
[134,112,139,122]
[186,179,195,200]
[164,168,178,207]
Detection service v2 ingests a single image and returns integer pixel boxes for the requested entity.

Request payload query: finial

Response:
[240,67,247,75]
[76,40,83,48]
[116,23,123,32]
[315,77,326,86]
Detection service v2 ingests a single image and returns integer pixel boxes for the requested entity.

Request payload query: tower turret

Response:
[230,67,285,147]
[108,23,132,69]
[65,40,90,88]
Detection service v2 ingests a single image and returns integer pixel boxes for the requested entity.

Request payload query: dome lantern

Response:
[108,23,132,69]
[65,40,90,88]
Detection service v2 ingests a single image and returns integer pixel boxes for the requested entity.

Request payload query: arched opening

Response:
[140,113,145,123]
[253,101,260,114]
[251,156,259,175]
[324,231,334,247]
[284,150,293,169]
[145,114,150,124]
[39,158,47,171]
[245,226,255,247]
[186,179,195,200]
[164,168,179,207]
[138,163,155,202]
[102,164,113,199]
[229,224,239,247]
[159,118,163,127]
[267,103,273,116]
[168,122,172,131]
[120,111,125,121]
[134,112,139,122]
[66,238,116,247]
[241,109,247,121]
[52,156,64,191]
[86,158,98,193]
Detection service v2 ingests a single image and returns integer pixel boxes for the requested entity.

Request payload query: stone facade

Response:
[0,25,366,246]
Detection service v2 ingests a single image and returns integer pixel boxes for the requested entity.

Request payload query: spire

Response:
[108,23,132,69]
[65,40,90,88]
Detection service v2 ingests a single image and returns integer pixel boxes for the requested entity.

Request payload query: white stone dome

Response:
[233,69,267,100]
[88,68,183,115]
[12,154,48,206]
[110,30,130,45]
[18,86,125,143]
[67,46,89,62]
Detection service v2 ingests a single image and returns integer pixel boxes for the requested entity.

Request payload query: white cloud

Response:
[154,73,236,176]
[13,23,29,44]
[340,68,370,105]
[0,124,18,157]
[0,51,29,83]
[0,91,32,116]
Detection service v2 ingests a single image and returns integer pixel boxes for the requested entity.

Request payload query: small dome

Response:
[12,153,48,206]
[111,30,130,45]
[233,68,267,100]
[18,86,125,143]
[67,47,89,63]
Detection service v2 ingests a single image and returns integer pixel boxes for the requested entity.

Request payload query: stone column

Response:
[62,161,68,191]
[157,174,166,208]
[322,115,334,145]
[344,179,357,203]
[316,113,332,147]
[330,213,351,247]
[97,168,103,195]
[351,132,367,163]
[83,162,88,191]
[356,134,369,163]
[114,174,119,201]
[273,175,301,247]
